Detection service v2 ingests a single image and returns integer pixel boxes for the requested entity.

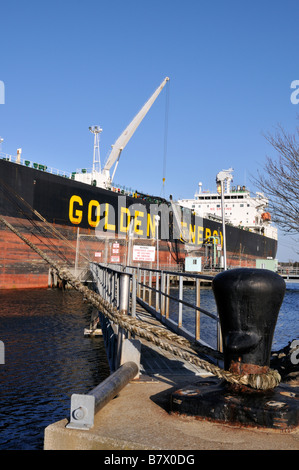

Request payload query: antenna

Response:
[89,126,102,173]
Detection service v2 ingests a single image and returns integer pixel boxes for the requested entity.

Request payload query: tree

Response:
[254,122,299,236]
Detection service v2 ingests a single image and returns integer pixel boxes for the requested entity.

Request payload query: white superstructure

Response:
[178,169,277,241]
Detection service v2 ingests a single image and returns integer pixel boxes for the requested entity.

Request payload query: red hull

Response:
[0,216,263,290]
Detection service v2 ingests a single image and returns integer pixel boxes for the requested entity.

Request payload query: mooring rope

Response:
[0,214,281,390]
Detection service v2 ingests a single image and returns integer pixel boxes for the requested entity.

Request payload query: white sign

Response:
[133,245,155,262]
[111,256,120,263]
[94,252,102,258]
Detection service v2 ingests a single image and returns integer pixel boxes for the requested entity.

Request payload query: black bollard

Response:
[171,268,299,429]
[212,268,286,378]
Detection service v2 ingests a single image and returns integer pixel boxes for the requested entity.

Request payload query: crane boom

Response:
[103,77,169,183]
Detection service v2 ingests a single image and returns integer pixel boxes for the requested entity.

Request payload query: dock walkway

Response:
[134,301,213,379]
[44,301,299,451]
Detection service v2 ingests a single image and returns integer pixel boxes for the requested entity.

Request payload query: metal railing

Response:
[278,266,299,276]
[126,266,221,353]
[90,263,221,359]
[0,152,72,178]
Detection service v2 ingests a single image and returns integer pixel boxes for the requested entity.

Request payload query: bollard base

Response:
[170,377,299,430]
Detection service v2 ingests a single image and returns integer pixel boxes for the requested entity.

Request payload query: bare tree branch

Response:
[253,121,299,237]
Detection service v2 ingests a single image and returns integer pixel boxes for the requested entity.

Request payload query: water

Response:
[0,289,110,450]
[0,283,297,450]
[273,283,299,350]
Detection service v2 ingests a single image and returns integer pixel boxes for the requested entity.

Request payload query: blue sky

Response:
[0,0,299,261]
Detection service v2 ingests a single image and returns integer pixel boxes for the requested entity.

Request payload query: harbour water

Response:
[0,282,298,450]
[0,289,110,450]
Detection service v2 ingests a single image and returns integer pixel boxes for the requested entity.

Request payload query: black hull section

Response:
[0,159,277,288]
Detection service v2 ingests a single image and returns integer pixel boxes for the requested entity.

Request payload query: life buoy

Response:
[261,212,271,221]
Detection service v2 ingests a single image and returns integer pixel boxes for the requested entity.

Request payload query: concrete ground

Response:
[44,339,299,451]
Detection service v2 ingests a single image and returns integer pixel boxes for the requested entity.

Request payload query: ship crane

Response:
[76,77,169,190]
[103,76,169,187]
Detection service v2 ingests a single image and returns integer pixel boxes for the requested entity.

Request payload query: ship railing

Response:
[0,152,72,179]
[89,263,221,370]
[127,265,221,354]
[277,266,299,276]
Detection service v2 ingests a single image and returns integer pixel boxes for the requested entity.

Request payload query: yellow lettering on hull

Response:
[189,224,196,244]
[120,207,131,233]
[205,228,211,241]
[104,203,116,231]
[134,210,144,235]
[147,213,156,237]
[69,195,83,224]
[197,226,204,245]
[88,200,100,227]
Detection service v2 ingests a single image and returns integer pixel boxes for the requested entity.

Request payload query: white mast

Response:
[89,126,102,173]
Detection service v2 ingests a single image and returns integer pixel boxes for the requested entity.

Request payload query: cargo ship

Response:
[0,78,277,289]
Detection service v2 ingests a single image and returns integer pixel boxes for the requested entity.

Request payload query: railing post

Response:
[195,278,201,341]
[119,272,130,314]
[131,274,137,318]
[117,272,141,373]
[155,270,160,312]
[137,267,141,297]
[166,273,170,319]
[149,270,152,306]
[142,269,146,301]
[178,275,183,328]
[116,272,130,370]
[160,271,166,318]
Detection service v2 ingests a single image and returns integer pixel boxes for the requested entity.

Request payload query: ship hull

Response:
[0,159,277,289]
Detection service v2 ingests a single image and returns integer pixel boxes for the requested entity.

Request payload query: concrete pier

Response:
[44,338,299,450]
[44,266,299,450]
[44,304,299,450]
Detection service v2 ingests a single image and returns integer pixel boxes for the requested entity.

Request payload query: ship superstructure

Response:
[178,168,277,242]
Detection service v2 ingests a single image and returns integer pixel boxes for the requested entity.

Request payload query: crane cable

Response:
[161,79,170,197]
